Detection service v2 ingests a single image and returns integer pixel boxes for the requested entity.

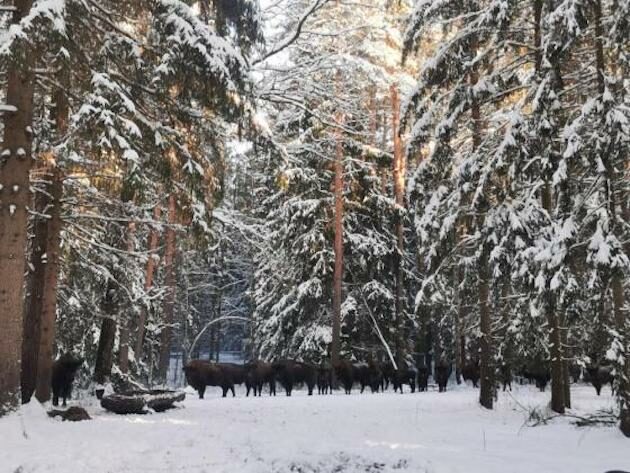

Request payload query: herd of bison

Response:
[48,355,615,408]
[181,358,615,399]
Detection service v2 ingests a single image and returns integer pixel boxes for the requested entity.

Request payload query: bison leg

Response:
[198,386,206,399]
[231,385,236,397]
[52,394,59,407]
[222,386,229,397]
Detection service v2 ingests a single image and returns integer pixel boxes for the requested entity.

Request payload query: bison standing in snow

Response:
[272,360,317,396]
[183,360,247,398]
[435,362,452,392]
[392,365,416,394]
[462,360,480,388]
[52,354,83,407]
[333,359,356,394]
[317,362,333,394]
[417,365,429,392]
[586,364,614,396]
[245,360,276,397]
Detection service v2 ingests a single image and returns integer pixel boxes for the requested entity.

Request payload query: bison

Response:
[435,362,452,392]
[462,360,480,388]
[417,365,429,392]
[392,365,416,394]
[183,360,247,398]
[586,365,614,396]
[272,360,317,396]
[245,360,276,397]
[497,362,512,391]
[333,359,356,394]
[317,362,333,394]
[52,354,83,407]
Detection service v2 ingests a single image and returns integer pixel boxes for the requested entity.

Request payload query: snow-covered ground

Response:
[2,384,628,473]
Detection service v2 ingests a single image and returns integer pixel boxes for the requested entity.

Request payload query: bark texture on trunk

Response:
[331,112,344,367]
[469,31,493,409]
[135,205,162,362]
[21,173,49,403]
[118,222,136,374]
[0,0,36,415]
[34,78,68,403]
[391,84,406,364]
[94,280,118,388]
[33,166,64,403]
[158,195,177,381]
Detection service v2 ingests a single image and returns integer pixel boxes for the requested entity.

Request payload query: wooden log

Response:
[101,390,185,415]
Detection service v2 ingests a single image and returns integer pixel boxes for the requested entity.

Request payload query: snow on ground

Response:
[2,384,628,473]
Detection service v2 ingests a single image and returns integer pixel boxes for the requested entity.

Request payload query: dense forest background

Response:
[0,0,628,435]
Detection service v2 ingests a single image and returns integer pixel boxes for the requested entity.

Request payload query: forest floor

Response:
[1,383,628,473]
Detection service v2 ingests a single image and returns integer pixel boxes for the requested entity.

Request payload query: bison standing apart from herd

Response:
[181,358,620,399]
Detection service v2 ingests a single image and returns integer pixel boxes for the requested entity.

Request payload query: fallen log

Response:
[100,390,185,415]
[48,406,91,422]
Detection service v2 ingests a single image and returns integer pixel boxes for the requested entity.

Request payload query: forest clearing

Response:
[3,384,628,473]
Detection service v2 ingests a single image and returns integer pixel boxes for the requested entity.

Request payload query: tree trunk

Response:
[158,194,177,382]
[34,77,68,403]
[21,172,49,403]
[331,112,344,367]
[591,0,629,436]
[94,280,118,391]
[468,31,493,409]
[118,222,136,374]
[135,205,162,362]
[455,268,466,384]
[478,249,493,409]
[33,166,63,403]
[0,0,36,415]
[391,84,406,364]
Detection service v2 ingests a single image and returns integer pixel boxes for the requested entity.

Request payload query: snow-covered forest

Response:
[0,0,628,471]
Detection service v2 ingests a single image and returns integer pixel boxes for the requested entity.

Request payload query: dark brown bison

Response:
[333,359,355,394]
[380,362,395,391]
[317,362,333,394]
[569,364,582,383]
[355,362,383,394]
[392,365,416,394]
[52,354,83,407]
[272,360,317,396]
[462,360,480,388]
[183,360,247,398]
[497,362,512,391]
[586,365,614,396]
[417,365,429,392]
[435,362,452,392]
[245,361,276,397]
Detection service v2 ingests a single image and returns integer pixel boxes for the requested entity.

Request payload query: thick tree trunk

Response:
[591,0,629,436]
[158,195,177,382]
[94,280,118,391]
[469,32,493,409]
[118,222,136,374]
[331,112,344,367]
[532,0,565,414]
[547,294,565,413]
[0,0,36,415]
[34,77,68,403]
[33,167,63,403]
[21,173,49,403]
[135,205,162,362]
[391,85,406,364]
